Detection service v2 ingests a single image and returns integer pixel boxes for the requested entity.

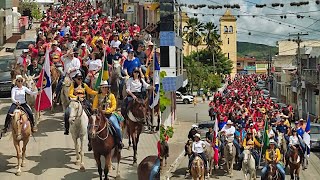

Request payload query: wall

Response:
[278,40,320,56]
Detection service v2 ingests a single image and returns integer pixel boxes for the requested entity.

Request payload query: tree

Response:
[19,1,42,20]
[184,17,204,54]
[160,71,171,113]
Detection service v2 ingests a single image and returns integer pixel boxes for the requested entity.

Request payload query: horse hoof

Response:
[75,161,80,165]
[16,171,21,176]
[21,163,25,167]
[80,166,85,172]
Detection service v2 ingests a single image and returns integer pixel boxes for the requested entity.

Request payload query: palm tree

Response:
[184,17,204,55]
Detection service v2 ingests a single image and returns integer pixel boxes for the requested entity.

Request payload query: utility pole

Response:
[289,33,308,119]
[268,48,272,92]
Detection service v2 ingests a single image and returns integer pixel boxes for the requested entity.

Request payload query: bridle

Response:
[90,112,109,141]
[11,106,27,137]
[69,100,84,121]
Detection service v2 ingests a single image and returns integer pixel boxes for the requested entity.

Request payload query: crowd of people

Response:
[187,74,309,179]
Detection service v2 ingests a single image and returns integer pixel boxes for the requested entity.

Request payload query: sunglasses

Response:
[101,87,109,89]
[134,71,139,73]
[76,77,83,80]
[17,80,23,83]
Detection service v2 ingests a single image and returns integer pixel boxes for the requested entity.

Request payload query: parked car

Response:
[197,121,215,139]
[0,55,15,96]
[257,80,266,89]
[13,38,36,59]
[176,91,193,104]
[310,123,320,150]
[261,89,269,95]
[277,103,287,109]
[270,97,278,103]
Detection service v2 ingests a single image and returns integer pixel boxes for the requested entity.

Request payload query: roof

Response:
[220,9,237,21]
[238,57,256,61]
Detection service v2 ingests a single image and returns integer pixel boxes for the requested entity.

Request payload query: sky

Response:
[179,0,320,46]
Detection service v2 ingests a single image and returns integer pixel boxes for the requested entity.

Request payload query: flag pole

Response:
[258,116,267,168]
[101,47,106,83]
[152,41,156,128]
[36,48,49,112]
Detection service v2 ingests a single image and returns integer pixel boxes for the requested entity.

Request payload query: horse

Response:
[50,66,61,94]
[61,76,72,112]
[242,149,256,180]
[122,98,149,165]
[224,140,236,177]
[10,107,31,176]
[160,141,169,169]
[203,141,215,177]
[278,133,287,164]
[88,109,121,180]
[146,88,160,132]
[68,99,88,171]
[209,107,215,121]
[110,60,122,105]
[190,156,205,180]
[288,146,301,180]
[137,156,160,180]
[266,162,281,180]
[24,75,40,131]
[10,64,22,81]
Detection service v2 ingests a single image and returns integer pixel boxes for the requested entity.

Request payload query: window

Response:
[237,62,241,67]
[228,53,230,59]
[228,38,229,44]
[224,26,228,33]
[229,26,233,33]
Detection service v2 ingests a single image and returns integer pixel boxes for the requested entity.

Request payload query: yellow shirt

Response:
[68,83,97,99]
[242,137,261,149]
[265,148,281,163]
[92,93,117,114]
[284,119,290,127]
[91,36,104,48]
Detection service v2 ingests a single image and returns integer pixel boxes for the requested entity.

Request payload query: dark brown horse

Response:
[160,141,169,169]
[137,155,160,180]
[265,162,281,180]
[288,147,301,180]
[89,109,121,180]
[123,98,149,165]
[184,139,193,158]
[209,107,215,121]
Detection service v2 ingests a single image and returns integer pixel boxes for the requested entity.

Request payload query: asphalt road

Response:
[0,100,158,180]
[165,98,320,180]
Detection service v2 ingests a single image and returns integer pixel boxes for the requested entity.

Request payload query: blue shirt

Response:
[235,129,246,141]
[123,57,141,75]
[276,125,288,134]
[297,127,305,137]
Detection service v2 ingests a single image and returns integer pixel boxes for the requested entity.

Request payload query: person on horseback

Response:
[240,128,261,168]
[261,139,285,180]
[221,120,240,158]
[188,124,198,141]
[0,75,40,138]
[64,72,97,136]
[27,59,42,81]
[287,128,305,165]
[122,67,152,116]
[187,133,208,174]
[276,119,290,143]
[92,81,124,150]
[84,53,102,86]
[16,49,31,75]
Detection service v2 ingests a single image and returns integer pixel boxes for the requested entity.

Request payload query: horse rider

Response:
[261,139,285,180]
[64,72,97,136]
[188,124,198,141]
[276,118,290,143]
[287,128,305,165]
[0,75,40,138]
[27,59,42,81]
[297,119,305,138]
[16,49,31,75]
[187,133,208,174]
[92,81,124,150]
[205,127,213,143]
[122,67,152,116]
[53,48,81,102]
[84,53,102,86]
[221,120,241,158]
[240,129,261,168]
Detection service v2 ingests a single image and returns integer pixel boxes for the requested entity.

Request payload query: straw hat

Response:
[99,81,111,87]
[227,120,233,125]
[13,75,25,84]
[192,124,198,128]
[194,133,201,138]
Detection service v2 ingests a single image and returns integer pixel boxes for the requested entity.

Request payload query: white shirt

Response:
[221,125,236,141]
[61,56,81,77]
[17,56,31,67]
[110,40,121,48]
[289,135,300,146]
[11,86,37,104]
[268,129,275,138]
[87,59,102,71]
[62,26,70,34]
[192,140,206,153]
[126,77,149,93]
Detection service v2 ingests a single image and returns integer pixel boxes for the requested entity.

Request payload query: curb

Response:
[162,149,186,180]
[0,98,11,104]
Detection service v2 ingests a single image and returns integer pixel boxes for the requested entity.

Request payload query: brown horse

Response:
[160,141,169,169]
[10,65,22,81]
[123,98,149,165]
[185,139,193,158]
[89,109,121,180]
[266,162,281,180]
[10,106,31,176]
[209,107,215,121]
[288,147,301,180]
[190,156,205,180]
[137,155,160,180]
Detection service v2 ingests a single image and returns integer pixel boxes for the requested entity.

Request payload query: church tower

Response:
[219,9,237,78]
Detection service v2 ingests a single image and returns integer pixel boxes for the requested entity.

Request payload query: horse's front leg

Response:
[132,132,138,165]
[21,138,30,167]
[14,141,22,176]
[73,137,80,165]
[79,136,85,171]
[104,154,112,180]
[94,152,103,180]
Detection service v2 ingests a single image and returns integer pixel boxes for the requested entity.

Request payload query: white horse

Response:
[24,75,40,131]
[224,140,236,177]
[242,149,256,180]
[68,99,88,171]
[203,141,216,177]
[61,76,72,112]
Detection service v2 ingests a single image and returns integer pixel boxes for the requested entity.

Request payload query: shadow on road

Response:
[33,118,64,137]
[27,148,74,175]
[0,152,16,175]
[62,168,99,180]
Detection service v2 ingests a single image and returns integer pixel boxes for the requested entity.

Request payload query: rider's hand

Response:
[132,95,137,100]
[15,102,20,106]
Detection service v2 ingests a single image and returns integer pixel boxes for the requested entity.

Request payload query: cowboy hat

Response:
[99,81,111,87]
[194,133,201,138]
[147,41,154,46]
[260,108,266,113]
[15,75,24,81]
[192,124,198,128]
[23,49,29,53]
[227,120,233,125]
[269,139,276,144]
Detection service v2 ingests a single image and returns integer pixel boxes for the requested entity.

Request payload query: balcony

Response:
[244,66,256,71]
[302,69,319,85]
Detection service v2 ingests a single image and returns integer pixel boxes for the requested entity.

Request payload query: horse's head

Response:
[184,140,193,156]
[225,140,235,155]
[89,109,107,139]
[267,163,277,180]
[192,156,204,177]
[289,146,300,164]
[25,75,36,91]
[131,98,149,122]
[10,109,25,141]
[63,76,72,87]
[68,99,82,125]
[242,149,251,165]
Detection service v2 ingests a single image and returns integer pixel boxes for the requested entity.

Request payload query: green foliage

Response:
[237,42,277,59]
[184,17,204,49]
[19,1,42,20]
[160,125,174,142]
[160,71,171,113]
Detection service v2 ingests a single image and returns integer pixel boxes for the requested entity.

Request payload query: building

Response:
[0,0,13,45]
[220,9,237,78]
[237,57,256,74]
[160,0,184,127]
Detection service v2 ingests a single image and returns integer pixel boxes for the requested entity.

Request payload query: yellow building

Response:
[219,9,237,78]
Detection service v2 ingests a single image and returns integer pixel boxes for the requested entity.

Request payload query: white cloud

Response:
[180,0,320,46]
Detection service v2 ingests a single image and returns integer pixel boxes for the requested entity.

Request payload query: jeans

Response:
[149,158,160,180]
[64,106,70,131]
[188,153,208,170]
[4,103,34,130]
[233,139,241,156]
[55,75,65,95]
[261,164,285,180]
[107,114,122,140]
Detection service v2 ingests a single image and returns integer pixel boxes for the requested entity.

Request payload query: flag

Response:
[303,132,311,157]
[213,117,219,165]
[95,48,108,90]
[305,114,311,133]
[150,50,160,108]
[262,119,269,154]
[35,47,52,111]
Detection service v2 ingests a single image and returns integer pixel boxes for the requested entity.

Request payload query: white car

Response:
[13,38,36,59]
[176,91,193,104]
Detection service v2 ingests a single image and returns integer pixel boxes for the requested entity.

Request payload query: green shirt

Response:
[27,64,42,76]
